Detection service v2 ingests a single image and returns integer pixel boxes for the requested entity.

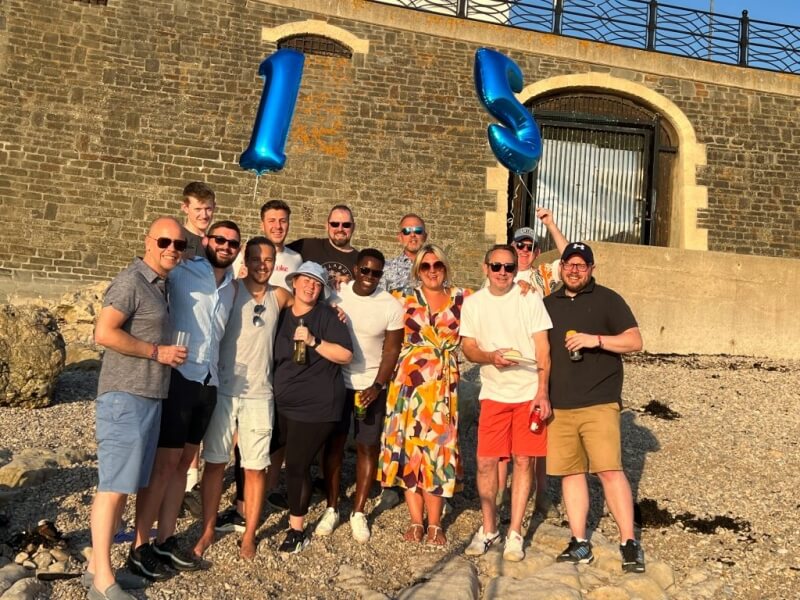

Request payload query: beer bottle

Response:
[293,318,307,365]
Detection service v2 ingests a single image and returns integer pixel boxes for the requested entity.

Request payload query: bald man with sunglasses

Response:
[379,213,428,292]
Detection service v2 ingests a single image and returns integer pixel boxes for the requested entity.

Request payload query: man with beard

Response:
[288,205,358,289]
[193,237,293,559]
[129,221,241,579]
[379,214,428,292]
[543,242,645,573]
[314,249,403,543]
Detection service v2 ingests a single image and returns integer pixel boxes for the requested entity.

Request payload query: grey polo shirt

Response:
[96,257,172,399]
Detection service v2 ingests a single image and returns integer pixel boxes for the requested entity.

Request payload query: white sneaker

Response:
[503,530,524,562]
[464,526,501,556]
[315,507,340,536]
[349,512,370,543]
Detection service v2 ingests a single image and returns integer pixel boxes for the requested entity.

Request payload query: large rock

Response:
[398,557,479,600]
[38,281,106,366]
[0,447,93,490]
[0,305,65,408]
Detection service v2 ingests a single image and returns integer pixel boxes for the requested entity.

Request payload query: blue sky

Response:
[666,0,800,26]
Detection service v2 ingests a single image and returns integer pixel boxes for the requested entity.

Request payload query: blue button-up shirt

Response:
[168,256,236,387]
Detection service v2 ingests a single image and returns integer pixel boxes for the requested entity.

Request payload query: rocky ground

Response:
[0,354,798,599]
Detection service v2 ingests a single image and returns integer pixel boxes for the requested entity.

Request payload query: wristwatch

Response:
[371,381,387,391]
[309,336,319,349]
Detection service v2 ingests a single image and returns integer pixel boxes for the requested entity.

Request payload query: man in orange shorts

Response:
[543,242,645,573]
[461,244,552,562]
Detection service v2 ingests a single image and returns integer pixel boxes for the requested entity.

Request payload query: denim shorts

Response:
[202,393,273,471]
[95,391,162,494]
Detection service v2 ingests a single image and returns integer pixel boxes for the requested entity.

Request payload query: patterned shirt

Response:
[515,258,562,297]
[379,253,414,292]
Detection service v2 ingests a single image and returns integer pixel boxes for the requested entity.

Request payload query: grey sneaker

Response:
[81,570,148,591]
[556,537,594,564]
[87,583,135,600]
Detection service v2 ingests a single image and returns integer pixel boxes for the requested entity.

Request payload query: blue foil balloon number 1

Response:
[239,48,305,175]
[474,48,542,175]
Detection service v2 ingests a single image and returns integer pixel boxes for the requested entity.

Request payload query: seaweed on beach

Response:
[637,498,752,535]
[641,400,681,420]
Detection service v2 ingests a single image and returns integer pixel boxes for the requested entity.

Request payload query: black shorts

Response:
[158,370,217,449]
[333,388,387,447]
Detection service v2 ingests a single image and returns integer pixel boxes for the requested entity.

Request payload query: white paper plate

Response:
[502,353,537,365]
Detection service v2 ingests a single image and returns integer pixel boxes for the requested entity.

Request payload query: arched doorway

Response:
[509,92,678,250]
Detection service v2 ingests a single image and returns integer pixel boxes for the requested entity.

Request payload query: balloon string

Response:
[253,175,260,203]
[517,173,533,203]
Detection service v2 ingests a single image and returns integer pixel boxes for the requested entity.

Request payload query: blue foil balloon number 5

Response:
[239,49,305,175]
[474,48,542,175]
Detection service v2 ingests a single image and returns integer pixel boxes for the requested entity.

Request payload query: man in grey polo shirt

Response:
[85,217,188,600]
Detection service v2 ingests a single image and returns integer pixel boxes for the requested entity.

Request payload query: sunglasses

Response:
[207,234,241,249]
[419,261,445,273]
[328,221,353,229]
[149,236,188,252]
[562,262,590,272]
[253,304,266,327]
[488,262,517,273]
[401,226,425,235]
[358,265,384,278]
[514,241,534,251]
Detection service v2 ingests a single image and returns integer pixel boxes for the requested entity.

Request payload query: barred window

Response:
[278,35,353,59]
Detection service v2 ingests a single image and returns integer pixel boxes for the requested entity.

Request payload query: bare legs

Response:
[88,491,127,592]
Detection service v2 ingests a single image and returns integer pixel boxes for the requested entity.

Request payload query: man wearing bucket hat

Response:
[271,261,353,553]
[543,242,645,573]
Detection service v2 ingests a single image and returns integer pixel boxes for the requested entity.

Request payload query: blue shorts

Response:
[96,391,162,494]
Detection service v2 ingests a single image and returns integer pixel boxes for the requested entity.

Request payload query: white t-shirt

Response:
[460,285,552,404]
[233,244,302,292]
[334,281,404,390]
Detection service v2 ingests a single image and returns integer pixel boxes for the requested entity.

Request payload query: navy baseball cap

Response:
[561,242,594,265]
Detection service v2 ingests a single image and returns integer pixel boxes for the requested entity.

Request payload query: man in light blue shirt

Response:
[130,220,241,580]
[379,213,427,292]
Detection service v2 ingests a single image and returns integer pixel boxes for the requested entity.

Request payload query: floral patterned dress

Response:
[378,286,471,498]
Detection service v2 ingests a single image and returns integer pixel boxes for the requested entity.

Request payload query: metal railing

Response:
[368,0,800,74]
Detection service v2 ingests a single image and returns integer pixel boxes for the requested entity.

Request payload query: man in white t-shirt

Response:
[461,244,552,562]
[313,249,404,543]
[234,199,302,291]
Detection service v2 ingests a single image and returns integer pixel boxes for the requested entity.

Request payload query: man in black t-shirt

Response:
[287,204,358,289]
[543,242,646,574]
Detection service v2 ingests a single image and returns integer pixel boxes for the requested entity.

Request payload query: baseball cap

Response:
[561,242,594,265]
[513,227,538,244]
[285,261,330,299]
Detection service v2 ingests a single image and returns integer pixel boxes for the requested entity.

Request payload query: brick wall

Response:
[0,0,798,289]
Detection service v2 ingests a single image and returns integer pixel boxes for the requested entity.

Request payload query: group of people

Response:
[85,181,646,600]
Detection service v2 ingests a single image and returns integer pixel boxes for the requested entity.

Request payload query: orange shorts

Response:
[477,399,547,458]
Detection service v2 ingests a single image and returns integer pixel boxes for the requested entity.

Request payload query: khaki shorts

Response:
[546,403,622,476]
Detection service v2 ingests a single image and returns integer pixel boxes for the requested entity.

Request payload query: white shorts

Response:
[202,393,273,470]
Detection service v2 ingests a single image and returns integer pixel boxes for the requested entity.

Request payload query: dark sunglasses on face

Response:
[207,234,241,249]
[328,221,353,229]
[149,236,188,252]
[488,262,517,273]
[401,226,425,235]
[358,265,384,278]
[419,261,445,273]
[514,241,534,251]
[253,304,266,327]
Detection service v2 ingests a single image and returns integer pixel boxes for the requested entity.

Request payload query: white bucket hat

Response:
[285,261,330,300]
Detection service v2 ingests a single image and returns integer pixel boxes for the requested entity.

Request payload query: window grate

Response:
[278,35,353,59]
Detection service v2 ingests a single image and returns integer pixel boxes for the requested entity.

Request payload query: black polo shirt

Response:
[543,279,638,410]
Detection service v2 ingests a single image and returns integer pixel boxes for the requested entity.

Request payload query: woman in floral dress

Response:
[378,244,471,546]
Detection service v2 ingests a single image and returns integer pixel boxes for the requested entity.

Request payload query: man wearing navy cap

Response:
[543,242,646,574]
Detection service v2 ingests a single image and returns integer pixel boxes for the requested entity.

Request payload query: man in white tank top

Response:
[193,237,292,559]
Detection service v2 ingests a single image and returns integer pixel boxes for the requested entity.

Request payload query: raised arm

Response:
[536,207,569,254]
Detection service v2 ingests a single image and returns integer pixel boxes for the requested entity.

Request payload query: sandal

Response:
[403,523,424,543]
[426,525,446,546]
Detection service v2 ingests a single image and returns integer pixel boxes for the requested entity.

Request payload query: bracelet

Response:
[150,343,159,361]
[597,335,603,349]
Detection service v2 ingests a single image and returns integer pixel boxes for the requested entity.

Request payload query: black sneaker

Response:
[127,543,170,581]
[152,536,201,572]
[215,507,246,533]
[278,528,309,554]
[620,539,646,573]
[556,537,594,564]
[267,492,289,511]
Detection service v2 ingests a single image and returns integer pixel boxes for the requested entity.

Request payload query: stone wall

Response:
[1,0,799,289]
